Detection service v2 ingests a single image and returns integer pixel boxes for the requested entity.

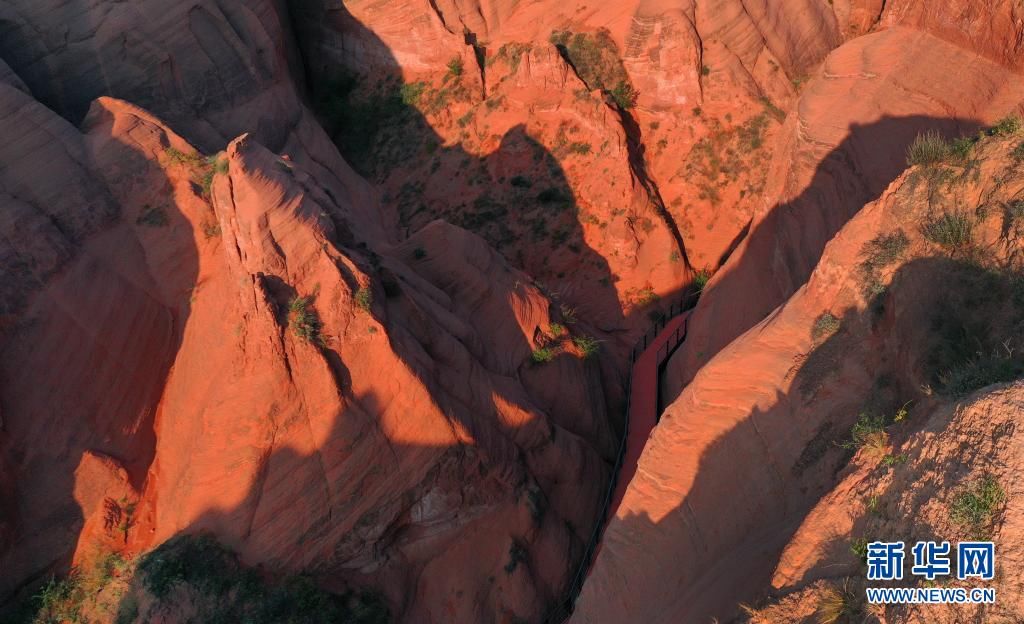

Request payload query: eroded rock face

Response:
[574,132,1024,622]
[3,0,1024,622]
[664,24,1024,399]
[0,2,614,621]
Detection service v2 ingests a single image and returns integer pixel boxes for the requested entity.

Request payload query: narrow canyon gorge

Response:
[1,1,1023,623]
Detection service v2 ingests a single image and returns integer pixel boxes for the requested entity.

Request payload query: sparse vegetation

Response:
[989,115,1021,137]
[842,413,886,452]
[693,268,711,291]
[683,111,774,205]
[492,42,532,73]
[446,56,464,78]
[849,537,869,562]
[812,312,841,341]
[13,551,133,624]
[609,80,638,109]
[940,344,1024,397]
[164,147,203,167]
[549,29,637,109]
[549,323,566,337]
[201,220,221,239]
[923,211,974,251]
[288,295,324,345]
[531,347,556,363]
[865,495,881,515]
[137,534,389,623]
[635,287,659,306]
[881,453,907,467]
[858,230,910,296]
[400,81,426,106]
[816,580,863,624]
[572,335,600,358]
[907,130,951,167]
[950,475,1006,537]
[354,287,373,313]
[164,148,225,198]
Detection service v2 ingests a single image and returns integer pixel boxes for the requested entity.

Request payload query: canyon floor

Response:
[1,1,1023,623]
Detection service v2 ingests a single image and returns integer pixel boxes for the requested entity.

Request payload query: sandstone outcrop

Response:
[574,130,1024,622]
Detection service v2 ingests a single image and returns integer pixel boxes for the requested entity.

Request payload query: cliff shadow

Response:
[662,114,985,402]
[580,243,1024,622]
[0,103,204,614]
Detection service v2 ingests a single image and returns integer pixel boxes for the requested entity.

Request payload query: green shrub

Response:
[989,115,1021,137]
[949,136,977,161]
[849,537,869,562]
[201,221,221,239]
[1013,141,1024,161]
[199,168,216,197]
[635,287,659,306]
[400,82,426,106]
[354,287,373,312]
[510,175,532,188]
[862,231,910,268]
[842,413,885,450]
[572,335,600,358]
[531,347,555,363]
[164,147,203,167]
[812,312,841,341]
[881,453,907,467]
[446,56,464,78]
[950,475,1005,536]
[693,268,711,291]
[412,247,427,260]
[923,211,974,251]
[548,323,566,337]
[907,130,950,166]
[858,230,910,295]
[566,141,591,156]
[609,80,637,109]
[31,573,84,624]
[288,296,323,345]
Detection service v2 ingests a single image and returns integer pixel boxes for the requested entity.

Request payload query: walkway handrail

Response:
[543,292,698,622]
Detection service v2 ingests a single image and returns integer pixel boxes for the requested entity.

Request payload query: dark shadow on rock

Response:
[662,114,984,404]
[579,252,1024,622]
[0,106,201,614]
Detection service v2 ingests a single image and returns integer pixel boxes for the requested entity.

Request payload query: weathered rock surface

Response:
[665,24,1024,399]
[574,132,1024,622]
[3,0,1024,622]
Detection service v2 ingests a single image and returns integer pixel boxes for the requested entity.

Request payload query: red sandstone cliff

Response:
[2,0,1024,622]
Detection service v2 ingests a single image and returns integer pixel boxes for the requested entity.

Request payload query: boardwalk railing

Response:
[543,292,698,623]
